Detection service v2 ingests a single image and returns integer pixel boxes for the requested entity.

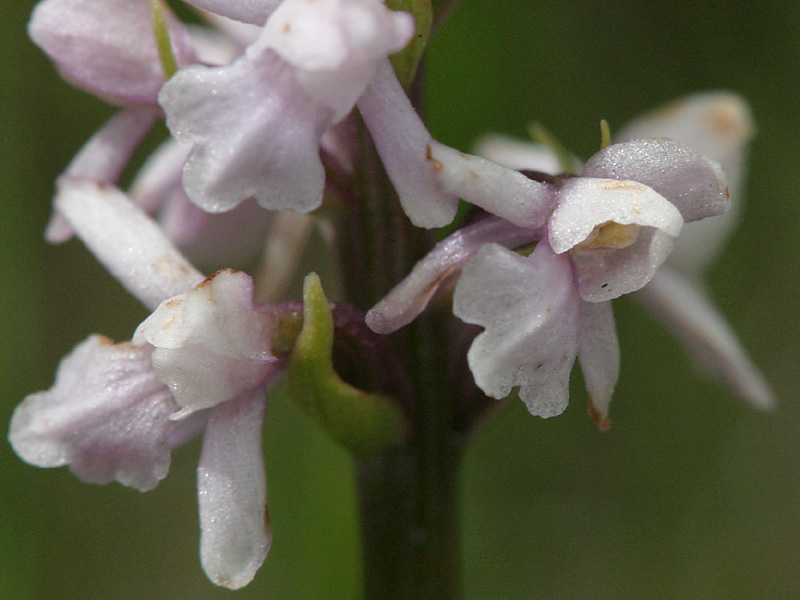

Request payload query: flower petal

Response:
[548,177,683,302]
[582,138,730,223]
[55,178,204,310]
[357,60,459,228]
[636,266,775,409]
[159,48,330,213]
[29,0,193,105]
[46,108,159,244]
[182,0,280,26]
[577,301,619,429]
[616,93,756,274]
[427,141,556,228]
[262,0,414,120]
[8,335,177,492]
[366,217,541,333]
[473,133,580,174]
[198,388,270,589]
[135,270,277,418]
[453,241,581,418]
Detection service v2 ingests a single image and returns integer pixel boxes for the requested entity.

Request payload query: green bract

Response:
[285,273,407,456]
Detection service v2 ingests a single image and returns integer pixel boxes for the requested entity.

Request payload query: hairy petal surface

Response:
[263,0,414,120]
[454,241,581,418]
[135,270,276,418]
[577,301,619,428]
[367,217,541,333]
[55,178,204,310]
[357,60,459,227]
[636,266,774,409]
[582,138,730,223]
[29,0,193,105]
[160,49,330,213]
[198,388,270,589]
[9,335,177,492]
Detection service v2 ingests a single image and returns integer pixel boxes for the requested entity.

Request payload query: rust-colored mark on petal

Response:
[425,144,443,173]
[703,100,751,142]
[588,397,611,432]
[469,169,481,179]
[602,180,644,192]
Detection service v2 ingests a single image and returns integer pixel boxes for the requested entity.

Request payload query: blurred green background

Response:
[2,0,800,598]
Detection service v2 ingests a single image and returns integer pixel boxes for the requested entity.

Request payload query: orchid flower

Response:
[368,133,730,424]
[159,0,417,215]
[9,179,281,588]
[475,92,774,409]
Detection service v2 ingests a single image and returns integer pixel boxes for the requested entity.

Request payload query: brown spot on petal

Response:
[602,180,644,192]
[282,22,291,33]
[588,396,611,431]
[425,144,443,173]
[469,169,480,179]
[703,99,752,142]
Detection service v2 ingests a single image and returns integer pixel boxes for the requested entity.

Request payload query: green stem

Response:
[336,104,463,599]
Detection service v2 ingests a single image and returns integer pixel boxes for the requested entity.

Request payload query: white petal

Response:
[616,92,756,274]
[548,177,683,252]
[182,0,280,26]
[453,241,581,418]
[357,60,458,228]
[262,0,414,120]
[577,301,619,429]
[473,134,580,174]
[9,335,177,492]
[636,266,774,409]
[582,138,730,223]
[366,217,540,333]
[160,49,330,213]
[427,141,556,228]
[135,270,277,418]
[46,108,159,244]
[198,389,270,589]
[29,0,193,105]
[548,177,683,302]
[570,226,676,303]
[54,178,204,310]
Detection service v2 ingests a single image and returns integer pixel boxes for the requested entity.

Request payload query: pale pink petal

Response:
[453,241,581,418]
[427,141,557,228]
[357,60,459,228]
[549,177,683,302]
[46,108,159,243]
[29,0,193,105]
[198,388,270,589]
[366,217,541,333]
[262,0,414,120]
[570,227,676,303]
[582,138,730,223]
[616,93,755,274]
[8,335,177,492]
[135,270,276,418]
[159,49,330,213]
[54,178,204,310]
[183,0,280,26]
[577,301,619,429]
[636,266,775,409]
[473,133,580,174]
